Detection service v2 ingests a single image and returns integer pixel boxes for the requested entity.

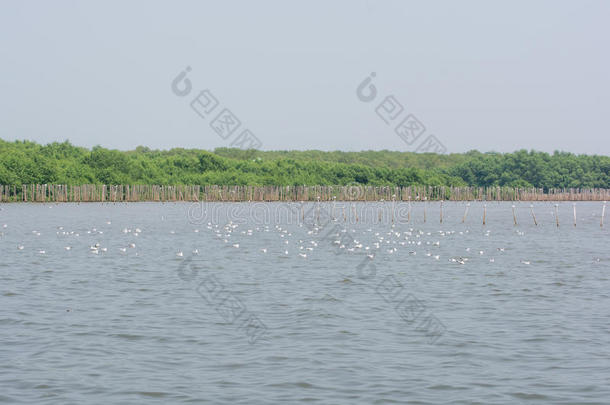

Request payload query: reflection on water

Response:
[1,202,609,404]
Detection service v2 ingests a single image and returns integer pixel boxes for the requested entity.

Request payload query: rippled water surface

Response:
[1,202,609,404]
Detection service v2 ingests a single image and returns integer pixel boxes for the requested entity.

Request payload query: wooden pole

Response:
[530,204,538,226]
[423,199,427,223]
[554,204,559,227]
[440,200,443,224]
[573,203,576,227]
[462,203,470,223]
[512,205,517,226]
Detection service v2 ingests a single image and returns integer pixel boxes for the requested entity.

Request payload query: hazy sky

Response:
[1,0,608,154]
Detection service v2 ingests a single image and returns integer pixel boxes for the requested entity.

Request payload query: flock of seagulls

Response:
[181,220,536,267]
[2,215,543,266]
[5,222,140,256]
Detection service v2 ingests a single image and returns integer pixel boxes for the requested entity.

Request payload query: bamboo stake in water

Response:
[423,198,427,223]
[462,203,470,223]
[512,205,517,226]
[601,201,606,228]
[573,203,576,227]
[483,204,486,225]
[408,197,412,223]
[554,204,559,227]
[530,204,538,226]
[391,194,396,224]
[440,200,443,224]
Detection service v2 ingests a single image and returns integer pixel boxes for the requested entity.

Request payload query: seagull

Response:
[261,248,267,253]
[176,251,184,257]
[232,244,239,248]
[521,260,530,265]
[299,253,307,258]
[17,245,24,250]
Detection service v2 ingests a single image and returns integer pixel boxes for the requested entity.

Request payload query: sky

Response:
[0,0,608,155]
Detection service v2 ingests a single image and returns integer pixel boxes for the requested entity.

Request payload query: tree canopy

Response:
[0,139,608,190]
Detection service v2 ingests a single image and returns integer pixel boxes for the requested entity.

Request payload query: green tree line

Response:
[0,139,608,190]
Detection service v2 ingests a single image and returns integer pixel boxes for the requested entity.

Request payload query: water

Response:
[1,201,609,404]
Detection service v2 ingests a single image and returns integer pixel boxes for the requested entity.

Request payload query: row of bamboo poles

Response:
[0,185,609,202]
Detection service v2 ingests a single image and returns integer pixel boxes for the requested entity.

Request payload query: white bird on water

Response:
[176,251,184,257]
[17,245,24,250]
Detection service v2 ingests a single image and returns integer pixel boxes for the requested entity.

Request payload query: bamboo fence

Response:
[0,184,609,202]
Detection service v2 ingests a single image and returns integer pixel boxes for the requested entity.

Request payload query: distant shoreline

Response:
[1,185,608,203]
